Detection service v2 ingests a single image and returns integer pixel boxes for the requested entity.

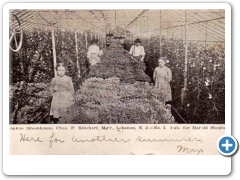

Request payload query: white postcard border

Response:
[3,2,231,175]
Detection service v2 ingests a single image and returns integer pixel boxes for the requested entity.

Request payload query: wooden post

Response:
[102,34,104,47]
[115,10,117,30]
[85,32,88,49]
[102,34,104,44]
[205,22,208,49]
[197,44,200,101]
[140,17,142,38]
[75,31,80,78]
[181,26,183,41]
[101,34,103,47]
[51,11,57,77]
[182,10,188,105]
[136,22,138,37]
[167,24,169,39]
[159,10,162,56]
[99,34,101,47]
[147,10,149,42]
[181,26,183,42]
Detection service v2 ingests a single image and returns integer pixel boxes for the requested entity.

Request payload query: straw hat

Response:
[91,39,99,43]
[134,38,142,43]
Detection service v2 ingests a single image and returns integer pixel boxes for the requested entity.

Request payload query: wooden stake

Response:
[140,17,142,38]
[51,11,57,77]
[182,10,188,105]
[159,10,162,56]
[205,22,208,49]
[181,26,183,42]
[167,23,169,39]
[85,32,88,49]
[115,10,117,30]
[147,10,149,42]
[75,31,80,78]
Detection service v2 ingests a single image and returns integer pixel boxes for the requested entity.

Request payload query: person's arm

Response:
[153,68,157,83]
[167,68,172,82]
[87,46,92,64]
[129,46,134,59]
[87,46,91,59]
[96,46,102,61]
[97,46,101,57]
[141,46,146,62]
[68,77,75,95]
[99,47,103,56]
[49,78,56,95]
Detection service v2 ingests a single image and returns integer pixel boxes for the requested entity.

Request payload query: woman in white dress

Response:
[153,57,172,102]
[87,39,102,66]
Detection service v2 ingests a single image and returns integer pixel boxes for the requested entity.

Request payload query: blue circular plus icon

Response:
[217,135,238,156]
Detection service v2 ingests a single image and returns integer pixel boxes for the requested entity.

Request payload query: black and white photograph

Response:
[3,2,235,175]
[9,8,225,125]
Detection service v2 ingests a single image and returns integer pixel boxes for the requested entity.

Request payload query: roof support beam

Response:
[35,10,51,25]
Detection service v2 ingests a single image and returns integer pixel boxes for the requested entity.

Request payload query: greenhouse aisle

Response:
[9,9,225,124]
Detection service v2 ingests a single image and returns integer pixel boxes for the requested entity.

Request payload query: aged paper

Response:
[10,124,224,155]
[4,2,232,176]
[7,6,227,157]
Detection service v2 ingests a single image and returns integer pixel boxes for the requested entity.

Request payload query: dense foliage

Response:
[65,77,174,124]
[10,28,91,123]
[134,36,225,124]
[88,43,151,83]
[10,28,91,84]
[9,28,225,124]
[9,82,51,124]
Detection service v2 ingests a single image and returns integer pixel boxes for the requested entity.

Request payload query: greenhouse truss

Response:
[10,9,224,41]
[9,9,225,125]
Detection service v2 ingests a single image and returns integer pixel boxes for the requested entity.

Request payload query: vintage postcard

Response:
[3,2,231,175]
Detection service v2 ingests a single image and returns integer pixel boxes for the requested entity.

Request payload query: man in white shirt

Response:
[87,39,102,66]
[129,38,145,62]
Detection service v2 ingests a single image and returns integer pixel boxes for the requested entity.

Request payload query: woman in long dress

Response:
[87,39,101,66]
[49,63,75,123]
[153,57,172,102]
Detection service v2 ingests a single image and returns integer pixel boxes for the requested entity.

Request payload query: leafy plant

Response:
[136,36,225,124]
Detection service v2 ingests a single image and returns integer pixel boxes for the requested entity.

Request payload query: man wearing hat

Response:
[87,39,102,66]
[129,38,145,62]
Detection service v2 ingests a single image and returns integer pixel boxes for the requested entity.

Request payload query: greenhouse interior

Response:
[9,9,225,124]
